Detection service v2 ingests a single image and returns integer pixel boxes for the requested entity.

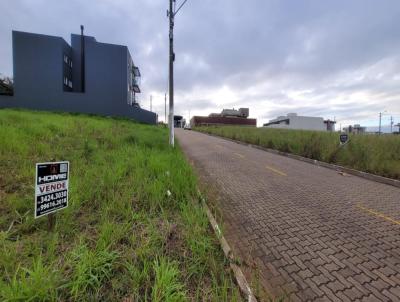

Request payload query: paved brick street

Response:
[176,129,400,301]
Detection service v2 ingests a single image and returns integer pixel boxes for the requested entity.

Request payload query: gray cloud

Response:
[1,0,400,126]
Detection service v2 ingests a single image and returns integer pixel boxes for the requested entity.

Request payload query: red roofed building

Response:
[190,108,256,127]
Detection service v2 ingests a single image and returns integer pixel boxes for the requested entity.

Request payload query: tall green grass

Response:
[0,109,242,301]
[151,257,186,302]
[196,126,400,180]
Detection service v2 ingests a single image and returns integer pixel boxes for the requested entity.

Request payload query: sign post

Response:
[35,161,69,230]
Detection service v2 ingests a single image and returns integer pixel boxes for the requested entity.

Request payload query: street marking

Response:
[265,165,287,176]
[234,153,245,159]
[356,203,400,226]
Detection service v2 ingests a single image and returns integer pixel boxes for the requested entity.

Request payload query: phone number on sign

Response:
[38,191,67,204]
[40,198,67,211]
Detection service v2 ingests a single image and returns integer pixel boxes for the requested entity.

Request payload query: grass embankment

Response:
[196,126,400,180]
[0,109,242,301]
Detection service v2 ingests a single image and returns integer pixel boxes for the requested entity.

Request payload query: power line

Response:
[174,0,188,15]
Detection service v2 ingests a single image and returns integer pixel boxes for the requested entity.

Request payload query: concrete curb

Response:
[180,136,258,301]
[202,201,257,302]
[198,131,400,189]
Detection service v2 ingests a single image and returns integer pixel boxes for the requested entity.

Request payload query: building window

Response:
[64,77,73,89]
[63,54,72,68]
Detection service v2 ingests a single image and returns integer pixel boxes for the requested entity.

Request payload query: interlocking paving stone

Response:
[176,129,400,301]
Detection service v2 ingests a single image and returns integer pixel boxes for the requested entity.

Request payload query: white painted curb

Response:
[203,201,257,302]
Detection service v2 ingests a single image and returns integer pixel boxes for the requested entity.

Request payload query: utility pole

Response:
[165,93,167,124]
[378,111,389,135]
[168,0,188,147]
[390,116,394,133]
[168,0,175,146]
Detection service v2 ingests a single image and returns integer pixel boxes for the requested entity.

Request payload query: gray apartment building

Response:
[0,30,157,124]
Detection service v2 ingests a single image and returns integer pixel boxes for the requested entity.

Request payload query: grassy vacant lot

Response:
[0,109,242,301]
[196,126,400,180]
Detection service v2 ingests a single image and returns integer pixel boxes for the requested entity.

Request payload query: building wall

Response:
[266,116,327,131]
[0,31,156,124]
[84,39,128,113]
[12,31,64,108]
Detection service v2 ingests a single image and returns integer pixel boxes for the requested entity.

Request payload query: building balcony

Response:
[132,66,141,93]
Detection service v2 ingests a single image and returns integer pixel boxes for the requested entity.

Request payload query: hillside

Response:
[0,109,241,301]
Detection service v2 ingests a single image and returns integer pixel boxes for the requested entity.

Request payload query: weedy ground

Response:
[196,126,400,180]
[0,109,243,301]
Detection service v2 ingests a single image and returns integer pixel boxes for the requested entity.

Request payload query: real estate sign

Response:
[35,161,69,218]
[339,133,349,145]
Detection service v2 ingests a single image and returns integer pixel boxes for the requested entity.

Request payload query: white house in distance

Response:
[343,124,366,134]
[263,113,336,131]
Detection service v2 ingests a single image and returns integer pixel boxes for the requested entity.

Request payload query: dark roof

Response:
[263,119,289,127]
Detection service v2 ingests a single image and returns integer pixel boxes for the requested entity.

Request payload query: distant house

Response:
[263,113,335,131]
[343,124,366,134]
[174,115,186,128]
[191,108,256,127]
[0,30,157,124]
[396,123,400,134]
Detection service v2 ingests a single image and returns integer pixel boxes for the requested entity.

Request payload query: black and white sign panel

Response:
[340,134,349,144]
[35,161,69,218]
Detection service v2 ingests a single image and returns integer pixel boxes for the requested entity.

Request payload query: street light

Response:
[168,0,188,147]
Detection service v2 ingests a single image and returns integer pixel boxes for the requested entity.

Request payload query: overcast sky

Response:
[1,0,400,128]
